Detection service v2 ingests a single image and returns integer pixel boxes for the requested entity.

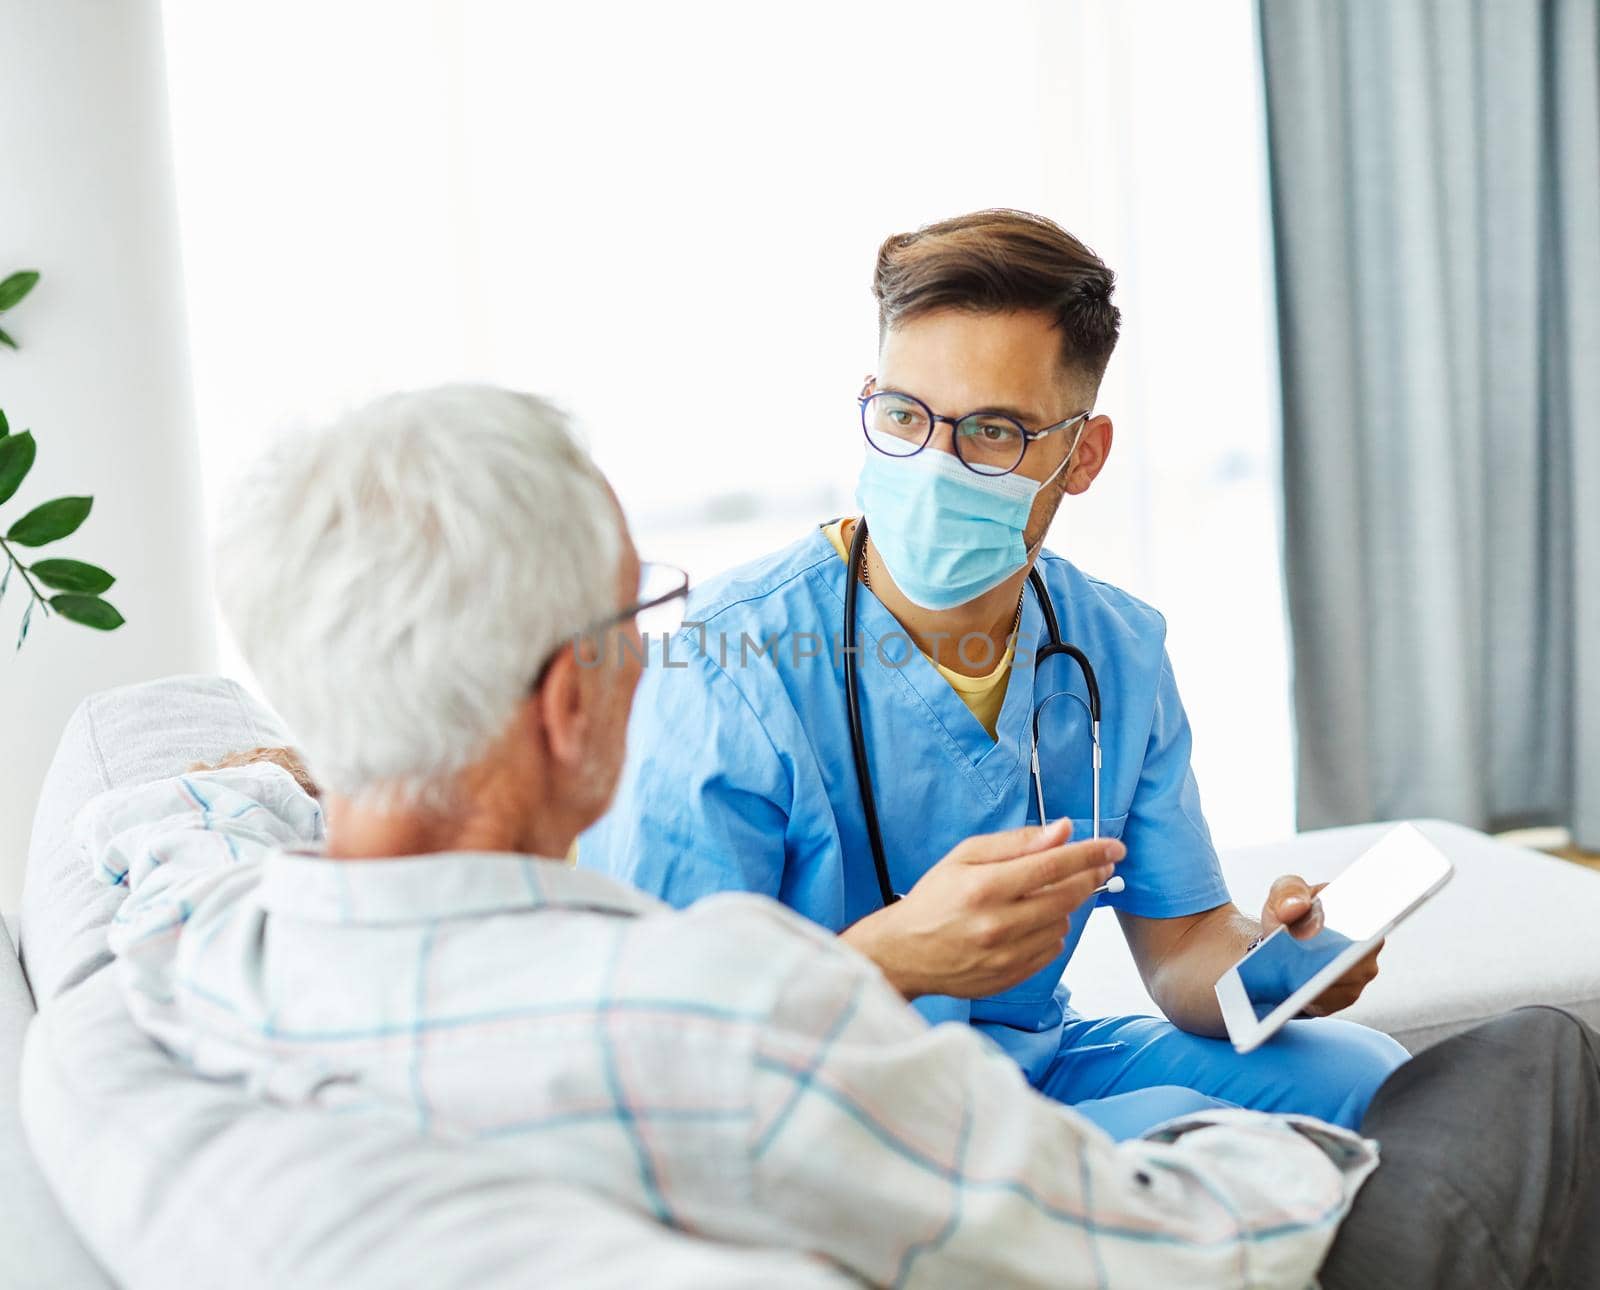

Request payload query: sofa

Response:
[6,675,1600,1287]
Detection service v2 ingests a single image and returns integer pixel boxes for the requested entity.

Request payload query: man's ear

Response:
[532,647,591,768]
[1065,415,1113,495]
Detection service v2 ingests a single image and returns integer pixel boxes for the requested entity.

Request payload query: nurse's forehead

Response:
[877,309,1073,420]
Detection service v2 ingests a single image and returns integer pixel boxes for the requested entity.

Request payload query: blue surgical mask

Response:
[854,444,1076,611]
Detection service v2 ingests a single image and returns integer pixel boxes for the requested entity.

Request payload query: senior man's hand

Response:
[1260,874,1383,1017]
[190,746,321,800]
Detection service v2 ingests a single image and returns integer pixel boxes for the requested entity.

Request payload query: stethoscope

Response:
[844,517,1122,907]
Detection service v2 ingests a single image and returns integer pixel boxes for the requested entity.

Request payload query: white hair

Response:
[216,384,623,804]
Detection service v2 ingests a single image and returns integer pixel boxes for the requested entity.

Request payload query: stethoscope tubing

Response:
[844,518,1103,909]
[842,519,895,905]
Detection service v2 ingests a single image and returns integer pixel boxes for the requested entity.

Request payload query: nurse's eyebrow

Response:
[884,385,1048,427]
[970,402,1049,426]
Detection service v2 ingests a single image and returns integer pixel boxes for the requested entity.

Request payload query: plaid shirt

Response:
[81,764,1376,1289]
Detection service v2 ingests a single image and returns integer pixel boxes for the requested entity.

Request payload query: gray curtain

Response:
[1258,0,1600,846]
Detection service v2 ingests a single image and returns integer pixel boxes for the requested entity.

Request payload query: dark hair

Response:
[872,209,1121,383]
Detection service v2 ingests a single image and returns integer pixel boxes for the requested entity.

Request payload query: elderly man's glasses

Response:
[585,561,690,639]
[858,379,1092,478]
[534,561,690,687]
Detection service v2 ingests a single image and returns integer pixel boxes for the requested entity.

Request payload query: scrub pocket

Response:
[973,813,1129,1026]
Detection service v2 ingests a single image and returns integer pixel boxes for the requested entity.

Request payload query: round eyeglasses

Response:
[858,384,1092,477]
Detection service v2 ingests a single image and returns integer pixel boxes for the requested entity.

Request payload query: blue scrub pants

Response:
[1040,1012,1409,1142]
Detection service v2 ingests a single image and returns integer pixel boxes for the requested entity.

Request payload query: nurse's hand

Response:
[840,819,1124,1001]
[1260,875,1329,942]
[1259,875,1383,1016]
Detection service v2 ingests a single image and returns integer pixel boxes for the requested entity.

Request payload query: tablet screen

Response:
[1234,826,1452,1020]
[1236,925,1357,1020]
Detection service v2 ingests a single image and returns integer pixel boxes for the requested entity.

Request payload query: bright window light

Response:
[162,0,1293,845]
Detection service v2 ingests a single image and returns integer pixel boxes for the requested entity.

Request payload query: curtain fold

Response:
[1258,0,1600,846]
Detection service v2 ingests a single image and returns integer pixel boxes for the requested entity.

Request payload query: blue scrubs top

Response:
[581,527,1230,1085]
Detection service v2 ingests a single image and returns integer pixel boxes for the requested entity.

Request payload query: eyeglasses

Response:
[858,378,1092,478]
[533,560,690,687]
[585,560,690,639]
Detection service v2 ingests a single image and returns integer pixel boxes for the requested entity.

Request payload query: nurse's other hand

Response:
[1259,875,1382,1015]
[840,819,1124,1001]
[1304,940,1383,1016]
[1260,875,1327,941]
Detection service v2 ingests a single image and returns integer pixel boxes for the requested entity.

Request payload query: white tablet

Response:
[1215,823,1454,1054]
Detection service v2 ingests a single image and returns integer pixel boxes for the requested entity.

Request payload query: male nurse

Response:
[582,209,1406,1139]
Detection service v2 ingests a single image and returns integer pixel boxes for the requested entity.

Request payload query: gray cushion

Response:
[0,920,112,1289]
[19,675,290,1005]
[1066,818,1600,1052]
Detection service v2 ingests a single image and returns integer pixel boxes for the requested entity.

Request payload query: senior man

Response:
[85,386,1597,1289]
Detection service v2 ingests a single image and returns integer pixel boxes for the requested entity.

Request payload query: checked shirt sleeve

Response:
[747,941,1372,1290]
[79,763,322,897]
[76,764,323,1028]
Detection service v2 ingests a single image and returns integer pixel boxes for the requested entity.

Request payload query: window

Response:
[163,0,1292,844]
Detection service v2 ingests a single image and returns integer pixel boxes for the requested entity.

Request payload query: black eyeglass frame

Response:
[531,561,690,689]
[857,378,1093,477]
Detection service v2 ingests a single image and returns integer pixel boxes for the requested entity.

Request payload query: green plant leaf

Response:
[0,271,40,312]
[0,408,9,437]
[0,431,35,505]
[17,598,34,650]
[7,495,92,546]
[0,328,15,350]
[51,594,123,631]
[30,558,114,594]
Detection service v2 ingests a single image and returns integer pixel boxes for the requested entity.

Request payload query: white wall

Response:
[0,0,215,908]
